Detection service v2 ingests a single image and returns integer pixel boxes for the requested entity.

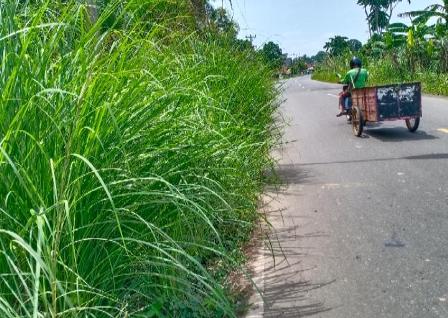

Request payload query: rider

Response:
[337,57,369,117]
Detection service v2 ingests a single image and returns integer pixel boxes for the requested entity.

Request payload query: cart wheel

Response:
[405,117,420,132]
[351,106,364,137]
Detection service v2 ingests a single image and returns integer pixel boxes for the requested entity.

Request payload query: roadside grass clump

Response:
[311,53,351,84]
[0,1,279,317]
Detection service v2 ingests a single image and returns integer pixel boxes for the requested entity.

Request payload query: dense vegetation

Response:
[0,0,279,317]
[313,0,448,96]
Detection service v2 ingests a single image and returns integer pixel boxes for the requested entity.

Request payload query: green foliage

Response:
[358,0,411,35]
[399,1,448,26]
[207,7,239,38]
[324,36,349,56]
[348,39,363,52]
[312,52,354,83]
[291,58,307,75]
[361,33,387,57]
[313,46,448,95]
[324,36,363,57]
[314,0,448,96]
[0,0,279,317]
[313,51,328,63]
[234,38,254,51]
[260,41,283,69]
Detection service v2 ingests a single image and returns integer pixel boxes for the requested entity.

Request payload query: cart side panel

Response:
[352,88,377,122]
[351,90,361,111]
[377,86,399,120]
[364,87,378,122]
[351,90,362,111]
[398,83,422,118]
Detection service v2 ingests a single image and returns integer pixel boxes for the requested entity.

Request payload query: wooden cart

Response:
[349,82,422,137]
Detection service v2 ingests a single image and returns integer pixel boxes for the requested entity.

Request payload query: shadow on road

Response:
[250,221,334,317]
[405,153,448,160]
[276,164,313,185]
[365,127,438,142]
[298,152,448,167]
[248,165,335,317]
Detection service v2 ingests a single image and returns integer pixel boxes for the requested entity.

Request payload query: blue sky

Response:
[213,0,441,56]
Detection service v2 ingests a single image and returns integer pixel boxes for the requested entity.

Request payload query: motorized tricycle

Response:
[339,82,422,137]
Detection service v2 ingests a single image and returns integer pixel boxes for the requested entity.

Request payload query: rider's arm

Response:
[340,71,351,84]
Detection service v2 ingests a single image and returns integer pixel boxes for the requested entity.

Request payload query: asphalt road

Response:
[247,76,448,318]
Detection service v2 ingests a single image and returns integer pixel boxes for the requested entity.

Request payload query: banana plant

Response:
[386,21,437,46]
[398,0,448,29]
[385,22,408,48]
[357,0,411,36]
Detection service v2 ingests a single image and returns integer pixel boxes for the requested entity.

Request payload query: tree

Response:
[312,51,328,63]
[260,41,283,69]
[291,58,307,75]
[399,1,448,71]
[384,22,409,48]
[189,0,235,29]
[234,38,253,51]
[190,0,207,23]
[362,33,387,57]
[207,7,238,37]
[357,0,411,36]
[324,36,349,56]
[299,54,314,64]
[348,39,363,51]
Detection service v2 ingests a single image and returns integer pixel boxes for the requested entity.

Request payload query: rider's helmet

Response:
[350,57,362,68]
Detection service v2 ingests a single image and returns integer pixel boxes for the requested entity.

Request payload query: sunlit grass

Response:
[0,1,279,316]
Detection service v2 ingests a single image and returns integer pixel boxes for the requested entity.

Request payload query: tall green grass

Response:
[0,1,279,316]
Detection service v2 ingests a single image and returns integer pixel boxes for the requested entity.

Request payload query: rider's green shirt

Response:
[341,68,369,88]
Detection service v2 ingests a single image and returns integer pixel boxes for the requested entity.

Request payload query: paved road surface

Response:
[247,76,448,318]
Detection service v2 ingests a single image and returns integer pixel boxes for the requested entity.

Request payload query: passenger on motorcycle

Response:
[337,57,369,117]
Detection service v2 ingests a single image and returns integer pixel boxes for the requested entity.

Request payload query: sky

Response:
[213,0,442,56]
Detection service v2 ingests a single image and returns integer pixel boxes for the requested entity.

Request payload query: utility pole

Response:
[245,34,256,45]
